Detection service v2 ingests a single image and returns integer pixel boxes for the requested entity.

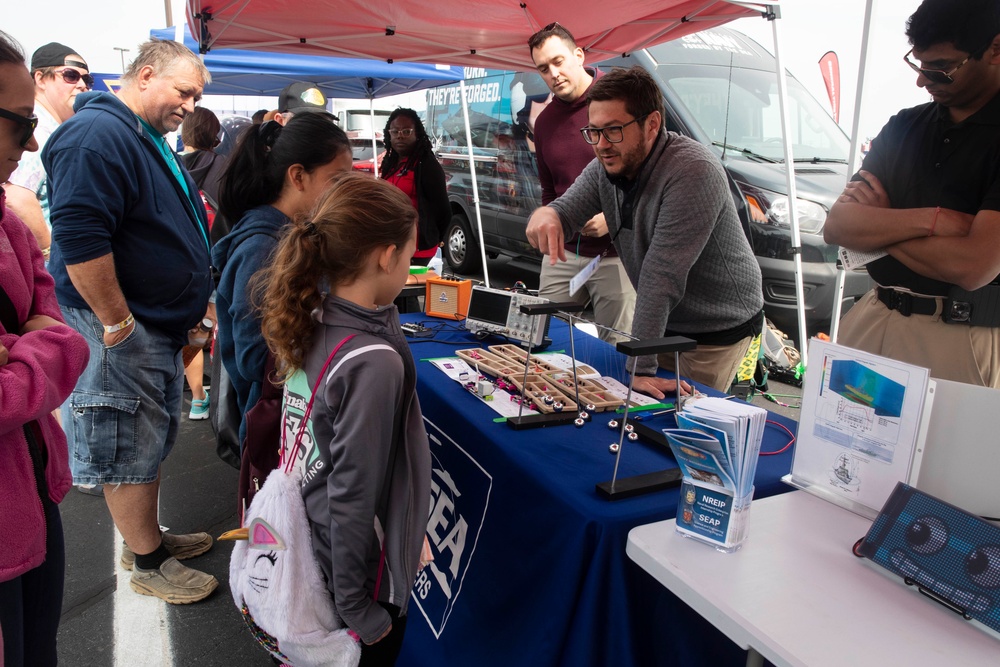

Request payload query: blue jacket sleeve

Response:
[48,145,131,264]
[227,234,278,390]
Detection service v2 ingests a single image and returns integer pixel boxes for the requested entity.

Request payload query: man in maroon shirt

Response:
[528,23,635,342]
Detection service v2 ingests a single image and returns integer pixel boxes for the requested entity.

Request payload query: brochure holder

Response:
[662,397,767,551]
[675,482,754,552]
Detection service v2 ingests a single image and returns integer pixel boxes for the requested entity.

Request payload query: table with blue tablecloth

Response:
[397,313,797,666]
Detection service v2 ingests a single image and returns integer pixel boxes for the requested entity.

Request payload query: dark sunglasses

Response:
[55,68,94,89]
[0,108,39,148]
[903,49,971,85]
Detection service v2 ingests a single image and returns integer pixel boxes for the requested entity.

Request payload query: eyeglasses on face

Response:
[580,114,649,145]
[55,68,94,89]
[903,49,971,85]
[0,108,39,148]
[388,128,415,138]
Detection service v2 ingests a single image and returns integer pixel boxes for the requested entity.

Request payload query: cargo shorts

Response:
[60,307,184,485]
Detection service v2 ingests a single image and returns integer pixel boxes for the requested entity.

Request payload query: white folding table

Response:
[627,490,1000,667]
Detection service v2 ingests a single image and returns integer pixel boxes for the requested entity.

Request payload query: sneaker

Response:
[120,531,214,571]
[189,390,210,420]
[130,557,218,604]
[77,484,104,497]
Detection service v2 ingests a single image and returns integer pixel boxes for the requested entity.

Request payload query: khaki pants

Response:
[657,335,754,393]
[539,255,636,343]
[838,289,1000,388]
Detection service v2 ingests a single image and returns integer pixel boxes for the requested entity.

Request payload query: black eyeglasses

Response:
[580,114,648,145]
[0,108,39,148]
[903,48,972,85]
[388,128,414,138]
[55,68,94,90]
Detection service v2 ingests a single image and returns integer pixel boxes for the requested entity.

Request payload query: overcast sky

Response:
[5,0,927,138]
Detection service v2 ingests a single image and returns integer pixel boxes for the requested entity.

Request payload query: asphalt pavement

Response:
[57,392,273,667]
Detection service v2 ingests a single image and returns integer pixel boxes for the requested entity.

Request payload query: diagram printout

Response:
[790,340,931,514]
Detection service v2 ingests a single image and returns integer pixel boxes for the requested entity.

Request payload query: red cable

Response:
[760,419,795,456]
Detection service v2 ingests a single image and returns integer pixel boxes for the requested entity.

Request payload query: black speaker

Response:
[854,483,1000,633]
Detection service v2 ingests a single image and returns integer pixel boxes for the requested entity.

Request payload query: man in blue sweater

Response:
[528,23,635,343]
[45,39,217,603]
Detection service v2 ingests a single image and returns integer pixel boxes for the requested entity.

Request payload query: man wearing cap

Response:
[44,39,217,604]
[4,42,91,259]
[275,81,327,125]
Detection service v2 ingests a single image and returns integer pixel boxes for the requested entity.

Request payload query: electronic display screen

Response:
[467,288,512,326]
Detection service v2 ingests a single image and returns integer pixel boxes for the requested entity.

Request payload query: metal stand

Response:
[596,336,695,500]
[506,302,585,430]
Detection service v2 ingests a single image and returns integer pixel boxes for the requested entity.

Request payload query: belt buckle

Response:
[888,290,912,316]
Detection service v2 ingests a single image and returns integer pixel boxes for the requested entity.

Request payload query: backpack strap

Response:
[282,334,357,472]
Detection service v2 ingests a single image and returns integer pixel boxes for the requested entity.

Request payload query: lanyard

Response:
[137,117,210,252]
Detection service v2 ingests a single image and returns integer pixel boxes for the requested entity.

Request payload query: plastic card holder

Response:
[675,482,754,553]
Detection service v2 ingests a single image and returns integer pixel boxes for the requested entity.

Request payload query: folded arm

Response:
[825,170,995,289]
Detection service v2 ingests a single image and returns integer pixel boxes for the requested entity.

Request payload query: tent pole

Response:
[370,97,380,179]
[459,79,491,287]
[769,9,808,368]
[830,0,878,344]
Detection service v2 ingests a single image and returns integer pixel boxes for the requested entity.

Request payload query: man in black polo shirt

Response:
[825,0,1000,387]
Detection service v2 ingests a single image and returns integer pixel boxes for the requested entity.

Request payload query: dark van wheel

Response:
[445,213,482,274]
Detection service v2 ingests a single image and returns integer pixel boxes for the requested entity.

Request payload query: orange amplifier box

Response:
[425,277,472,320]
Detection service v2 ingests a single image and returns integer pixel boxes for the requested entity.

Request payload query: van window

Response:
[662,64,849,163]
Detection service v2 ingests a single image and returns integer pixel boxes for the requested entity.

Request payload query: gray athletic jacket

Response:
[289,295,430,644]
[548,132,763,375]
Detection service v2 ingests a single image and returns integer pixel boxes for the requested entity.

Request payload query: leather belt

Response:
[876,286,940,317]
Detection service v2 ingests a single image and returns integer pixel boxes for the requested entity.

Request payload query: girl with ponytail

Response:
[256,173,430,665]
[212,112,351,444]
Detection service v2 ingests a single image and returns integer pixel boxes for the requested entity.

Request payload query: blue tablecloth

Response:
[398,314,797,666]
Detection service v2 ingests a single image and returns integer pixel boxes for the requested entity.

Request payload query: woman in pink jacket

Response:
[0,32,90,667]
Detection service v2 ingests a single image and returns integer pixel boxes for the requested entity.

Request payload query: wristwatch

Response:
[103,313,134,334]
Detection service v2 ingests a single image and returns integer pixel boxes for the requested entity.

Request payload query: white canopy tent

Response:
[186,0,826,364]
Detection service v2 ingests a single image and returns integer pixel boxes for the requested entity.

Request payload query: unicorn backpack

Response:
[223,337,361,667]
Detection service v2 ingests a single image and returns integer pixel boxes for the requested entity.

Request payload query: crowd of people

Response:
[2,0,999,663]
[0,34,433,667]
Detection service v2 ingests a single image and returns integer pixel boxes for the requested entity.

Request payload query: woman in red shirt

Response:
[380,108,449,266]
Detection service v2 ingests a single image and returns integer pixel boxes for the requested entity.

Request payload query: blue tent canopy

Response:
[148,27,463,98]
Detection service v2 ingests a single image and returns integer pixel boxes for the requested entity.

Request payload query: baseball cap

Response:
[278,82,328,114]
[31,42,89,73]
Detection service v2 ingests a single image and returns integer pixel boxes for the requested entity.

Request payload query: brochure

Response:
[663,397,768,551]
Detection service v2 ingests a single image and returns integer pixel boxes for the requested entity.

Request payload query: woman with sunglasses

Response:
[0,31,90,667]
[380,108,449,267]
[6,42,91,263]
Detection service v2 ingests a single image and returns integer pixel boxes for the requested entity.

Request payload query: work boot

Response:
[130,557,218,604]
[120,531,214,571]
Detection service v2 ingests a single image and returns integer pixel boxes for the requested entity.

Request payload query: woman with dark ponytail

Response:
[380,108,449,266]
[212,112,351,445]
[255,173,430,665]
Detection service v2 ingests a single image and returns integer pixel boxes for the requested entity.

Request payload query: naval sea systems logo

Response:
[410,417,493,638]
